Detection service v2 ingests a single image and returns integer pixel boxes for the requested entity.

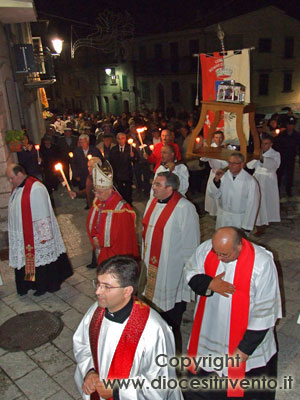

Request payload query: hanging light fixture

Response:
[51,38,64,56]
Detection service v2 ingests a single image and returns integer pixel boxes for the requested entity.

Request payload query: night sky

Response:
[34,0,300,40]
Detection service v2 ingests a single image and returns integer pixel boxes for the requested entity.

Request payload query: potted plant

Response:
[5,129,25,152]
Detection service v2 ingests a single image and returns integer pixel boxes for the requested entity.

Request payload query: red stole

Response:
[187,238,255,397]
[20,176,38,281]
[142,191,182,300]
[86,192,120,248]
[89,299,150,400]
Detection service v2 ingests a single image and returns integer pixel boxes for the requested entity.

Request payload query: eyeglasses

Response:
[228,161,242,165]
[92,279,125,291]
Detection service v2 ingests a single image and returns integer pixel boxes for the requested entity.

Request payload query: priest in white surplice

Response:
[201,131,228,216]
[151,144,189,197]
[142,171,200,350]
[6,163,72,296]
[73,255,183,400]
[247,135,281,234]
[184,227,282,400]
[208,152,260,233]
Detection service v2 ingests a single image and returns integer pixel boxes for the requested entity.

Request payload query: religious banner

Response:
[200,49,250,143]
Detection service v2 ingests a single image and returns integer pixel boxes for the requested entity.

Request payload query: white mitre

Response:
[92,160,113,189]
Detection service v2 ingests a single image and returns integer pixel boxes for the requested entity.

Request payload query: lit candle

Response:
[196,137,201,143]
[149,144,154,151]
[55,163,71,192]
[136,127,145,147]
[275,128,280,135]
[35,144,40,159]
[87,154,92,160]
[128,138,134,151]
[68,153,73,180]
[132,143,136,148]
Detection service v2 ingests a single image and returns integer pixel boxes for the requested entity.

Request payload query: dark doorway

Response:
[123,100,129,114]
[103,96,109,114]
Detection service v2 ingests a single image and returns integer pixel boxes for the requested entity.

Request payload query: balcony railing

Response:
[32,47,56,80]
[15,44,56,87]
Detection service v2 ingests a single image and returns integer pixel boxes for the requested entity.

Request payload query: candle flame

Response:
[128,138,134,144]
[132,143,136,148]
[68,152,73,158]
[87,154,92,160]
[136,127,146,134]
[275,129,280,135]
[55,163,62,171]
[196,137,201,143]
[149,144,154,151]
[35,144,40,150]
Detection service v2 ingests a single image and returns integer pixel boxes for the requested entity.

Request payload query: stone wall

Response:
[0,24,18,249]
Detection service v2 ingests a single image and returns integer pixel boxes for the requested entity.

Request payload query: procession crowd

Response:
[5,105,300,400]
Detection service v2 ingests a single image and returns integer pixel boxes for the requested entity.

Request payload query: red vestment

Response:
[147,142,182,172]
[187,238,255,397]
[87,191,138,264]
[20,176,38,281]
[142,192,182,301]
[89,299,150,400]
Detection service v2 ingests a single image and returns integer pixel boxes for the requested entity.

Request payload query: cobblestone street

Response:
[0,168,299,399]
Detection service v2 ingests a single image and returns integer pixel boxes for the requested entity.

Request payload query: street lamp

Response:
[51,38,63,56]
[105,67,116,84]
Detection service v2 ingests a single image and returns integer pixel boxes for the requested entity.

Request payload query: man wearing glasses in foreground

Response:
[73,255,183,400]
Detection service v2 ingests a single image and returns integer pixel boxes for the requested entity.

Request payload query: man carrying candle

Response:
[86,160,138,267]
[5,163,73,296]
[57,127,78,181]
[96,132,116,161]
[17,134,42,180]
[73,134,103,193]
[109,132,138,205]
[69,157,101,209]
[40,134,60,195]
[144,129,182,172]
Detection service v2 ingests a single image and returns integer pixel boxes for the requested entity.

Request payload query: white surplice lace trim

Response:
[35,217,53,242]
[9,218,65,269]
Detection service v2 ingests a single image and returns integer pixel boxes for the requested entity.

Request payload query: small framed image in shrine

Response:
[216,81,245,103]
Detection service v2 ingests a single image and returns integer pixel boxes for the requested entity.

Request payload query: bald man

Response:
[184,227,281,400]
[6,163,72,296]
[208,153,260,233]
